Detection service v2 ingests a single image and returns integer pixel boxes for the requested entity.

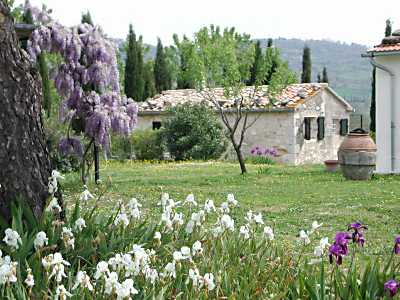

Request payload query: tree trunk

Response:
[0,1,52,220]
[232,142,247,174]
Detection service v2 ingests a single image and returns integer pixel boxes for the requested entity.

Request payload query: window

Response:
[304,118,312,140]
[317,117,325,140]
[152,121,162,130]
[339,119,348,136]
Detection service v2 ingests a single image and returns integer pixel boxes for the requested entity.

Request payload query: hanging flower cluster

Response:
[25,2,138,151]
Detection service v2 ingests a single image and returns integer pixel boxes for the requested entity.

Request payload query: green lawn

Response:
[63,161,400,255]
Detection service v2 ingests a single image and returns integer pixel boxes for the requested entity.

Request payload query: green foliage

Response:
[81,10,94,25]
[248,40,263,85]
[246,155,275,165]
[154,38,171,93]
[370,67,376,132]
[124,25,145,101]
[301,45,312,83]
[110,135,132,160]
[143,60,157,100]
[385,19,392,37]
[131,128,164,160]
[163,103,226,160]
[322,66,329,83]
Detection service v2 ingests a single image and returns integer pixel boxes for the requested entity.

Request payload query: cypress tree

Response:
[154,38,171,93]
[249,40,263,85]
[81,11,94,25]
[124,25,145,101]
[385,19,392,37]
[143,61,157,100]
[370,67,376,132]
[322,67,329,83]
[267,38,273,48]
[265,42,280,85]
[301,46,312,83]
[317,73,322,83]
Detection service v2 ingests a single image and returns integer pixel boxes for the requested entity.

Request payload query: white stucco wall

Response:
[294,89,351,165]
[374,55,400,173]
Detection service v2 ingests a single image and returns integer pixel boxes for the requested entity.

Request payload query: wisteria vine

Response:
[24,2,138,180]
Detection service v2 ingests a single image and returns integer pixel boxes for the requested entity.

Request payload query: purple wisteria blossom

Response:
[394,236,400,255]
[328,232,352,265]
[348,222,367,247]
[26,2,138,150]
[385,279,400,297]
[59,137,84,157]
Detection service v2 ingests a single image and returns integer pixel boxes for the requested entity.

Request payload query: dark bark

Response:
[232,142,247,174]
[0,1,52,220]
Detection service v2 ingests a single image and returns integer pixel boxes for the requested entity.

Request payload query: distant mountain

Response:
[115,37,372,115]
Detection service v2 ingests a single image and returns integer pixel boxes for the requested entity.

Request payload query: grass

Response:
[63,161,400,255]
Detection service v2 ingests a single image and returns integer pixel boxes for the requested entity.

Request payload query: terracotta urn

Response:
[337,128,377,180]
[324,160,339,172]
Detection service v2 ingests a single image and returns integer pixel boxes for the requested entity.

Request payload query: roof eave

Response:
[362,51,400,57]
[138,107,295,116]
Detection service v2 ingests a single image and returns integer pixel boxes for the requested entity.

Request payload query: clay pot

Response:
[324,160,339,172]
[338,128,377,180]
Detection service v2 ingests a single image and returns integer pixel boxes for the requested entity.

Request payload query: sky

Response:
[15,0,400,47]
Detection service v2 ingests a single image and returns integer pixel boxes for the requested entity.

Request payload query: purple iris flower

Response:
[348,222,367,247]
[385,279,399,297]
[394,236,400,255]
[328,232,352,265]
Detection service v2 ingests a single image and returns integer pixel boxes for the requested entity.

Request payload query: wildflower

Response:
[0,258,18,284]
[188,268,204,289]
[203,273,216,291]
[73,271,93,291]
[161,262,176,278]
[114,211,129,228]
[46,197,62,213]
[329,232,351,265]
[173,251,183,261]
[394,235,400,254]
[314,237,330,257]
[191,210,205,226]
[154,231,161,240]
[299,230,310,245]
[220,202,230,213]
[94,261,109,280]
[55,285,72,300]
[127,198,142,220]
[245,210,253,223]
[212,226,224,237]
[49,253,70,283]
[348,222,367,246]
[263,226,275,240]
[192,240,203,255]
[220,214,234,231]
[48,170,64,195]
[384,279,400,297]
[24,268,34,287]
[74,218,86,232]
[42,254,53,270]
[80,186,95,201]
[180,246,191,259]
[172,212,184,226]
[158,193,169,207]
[308,258,322,265]
[104,272,119,295]
[227,194,238,207]
[310,221,323,233]
[240,225,250,239]
[116,278,139,299]
[62,227,75,249]
[3,228,22,250]
[144,267,159,284]
[253,213,264,225]
[204,199,216,213]
[34,231,48,250]
[184,193,197,207]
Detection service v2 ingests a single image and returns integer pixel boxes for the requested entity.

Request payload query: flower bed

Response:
[0,171,398,299]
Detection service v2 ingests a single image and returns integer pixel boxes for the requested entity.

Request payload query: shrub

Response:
[131,128,164,160]
[163,103,226,160]
[246,146,277,165]
[109,135,133,160]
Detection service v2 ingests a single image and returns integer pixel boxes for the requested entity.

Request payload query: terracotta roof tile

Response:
[139,83,326,112]
[368,44,400,53]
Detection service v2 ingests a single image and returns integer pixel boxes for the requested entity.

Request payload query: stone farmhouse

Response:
[137,83,353,165]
